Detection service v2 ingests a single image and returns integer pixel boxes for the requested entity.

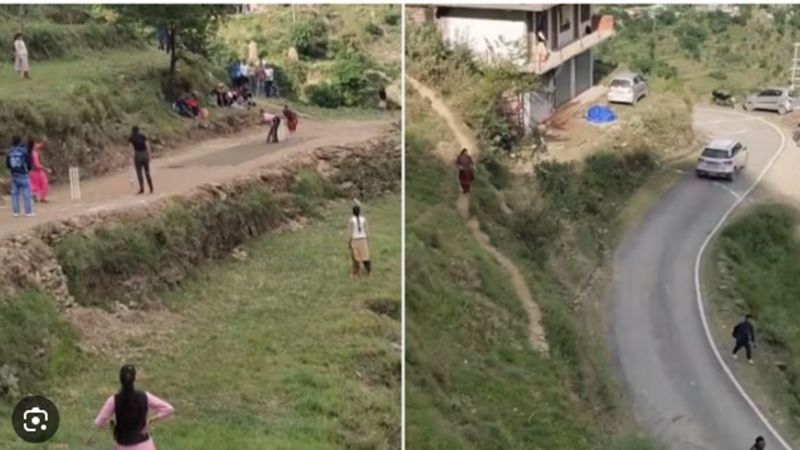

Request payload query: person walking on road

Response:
[6,136,34,217]
[87,365,175,450]
[13,33,30,80]
[732,314,756,363]
[27,138,50,203]
[283,104,299,134]
[129,126,154,194]
[455,148,475,194]
[751,436,766,450]
[348,204,371,278]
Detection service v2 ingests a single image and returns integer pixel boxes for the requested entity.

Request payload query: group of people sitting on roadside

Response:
[172,93,205,119]
[213,83,257,109]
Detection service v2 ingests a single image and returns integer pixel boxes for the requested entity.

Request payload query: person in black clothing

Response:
[751,436,766,450]
[128,126,153,194]
[732,314,756,363]
[267,115,281,143]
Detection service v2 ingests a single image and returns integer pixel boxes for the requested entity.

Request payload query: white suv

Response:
[695,139,749,181]
[607,72,648,105]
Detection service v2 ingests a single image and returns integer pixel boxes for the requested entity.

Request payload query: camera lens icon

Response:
[11,395,59,443]
[23,406,49,432]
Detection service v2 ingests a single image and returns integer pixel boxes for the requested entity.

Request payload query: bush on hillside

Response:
[288,16,329,59]
[305,82,344,108]
[330,51,375,106]
[676,23,707,60]
[383,8,401,26]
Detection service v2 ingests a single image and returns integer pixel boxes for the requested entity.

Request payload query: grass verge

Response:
[705,203,800,442]
[0,194,400,449]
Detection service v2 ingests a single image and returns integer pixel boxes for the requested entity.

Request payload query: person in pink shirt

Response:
[27,138,49,203]
[87,365,174,450]
[260,108,281,143]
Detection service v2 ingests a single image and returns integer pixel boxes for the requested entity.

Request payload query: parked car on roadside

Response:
[695,139,749,181]
[607,72,648,105]
[744,87,797,115]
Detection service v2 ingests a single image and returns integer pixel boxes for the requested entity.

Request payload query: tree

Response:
[112,5,234,95]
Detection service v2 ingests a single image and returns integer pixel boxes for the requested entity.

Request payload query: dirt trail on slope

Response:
[408,76,549,355]
[0,117,391,239]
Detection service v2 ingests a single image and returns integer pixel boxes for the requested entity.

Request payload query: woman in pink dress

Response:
[27,138,49,203]
[87,365,175,450]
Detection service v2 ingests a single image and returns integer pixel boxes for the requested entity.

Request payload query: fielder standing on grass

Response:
[6,136,34,217]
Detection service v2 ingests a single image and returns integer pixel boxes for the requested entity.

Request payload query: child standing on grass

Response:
[28,138,50,203]
[348,204,371,278]
[13,33,30,80]
[87,365,175,450]
[6,136,34,217]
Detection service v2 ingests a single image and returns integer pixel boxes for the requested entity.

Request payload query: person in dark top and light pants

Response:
[129,126,154,194]
[5,135,34,217]
[732,314,756,363]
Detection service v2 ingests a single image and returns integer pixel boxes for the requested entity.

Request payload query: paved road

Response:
[0,118,389,238]
[610,107,794,450]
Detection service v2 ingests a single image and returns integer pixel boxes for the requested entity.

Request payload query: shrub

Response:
[305,82,344,108]
[364,21,383,37]
[383,8,401,26]
[288,16,329,59]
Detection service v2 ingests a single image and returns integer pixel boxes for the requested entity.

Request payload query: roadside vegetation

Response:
[707,203,800,438]
[597,5,800,99]
[217,5,400,109]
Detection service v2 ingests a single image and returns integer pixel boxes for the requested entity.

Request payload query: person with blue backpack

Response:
[5,135,34,217]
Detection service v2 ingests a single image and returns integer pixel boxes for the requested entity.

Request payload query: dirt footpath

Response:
[0,118,390,239]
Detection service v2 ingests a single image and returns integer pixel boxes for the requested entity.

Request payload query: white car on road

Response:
[695,139,749,181]
[607,72,648,105]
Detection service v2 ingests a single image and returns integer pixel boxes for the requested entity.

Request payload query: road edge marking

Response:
[693,107,793,450]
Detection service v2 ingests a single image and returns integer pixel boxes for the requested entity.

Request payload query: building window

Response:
[559,5,571,32]
[580,4,591,22]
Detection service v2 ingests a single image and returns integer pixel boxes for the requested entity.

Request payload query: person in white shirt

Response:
[13,33,30,80]
[264,65,275,97]
[348,205,371,277]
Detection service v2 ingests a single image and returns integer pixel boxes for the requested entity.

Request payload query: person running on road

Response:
[751,436,766,450]
[732,314,756,363]
[455,148,475,194]
[87,365,175,450]
[129,126,154,194]
[6,136,34,217]
[27,137,50,203]
[348,204,371,278]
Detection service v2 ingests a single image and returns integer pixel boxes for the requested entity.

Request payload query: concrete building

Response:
[411,4,614,128]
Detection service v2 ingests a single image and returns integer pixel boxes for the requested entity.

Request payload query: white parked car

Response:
[607,72,648,105]
[695,139,749,181]
[744,87,797,115]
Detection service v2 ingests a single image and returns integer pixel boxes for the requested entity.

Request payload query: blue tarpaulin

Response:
[585,105,617,124]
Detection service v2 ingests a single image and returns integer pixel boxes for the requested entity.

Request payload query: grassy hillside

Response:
[597,5,800,99]
[405,91,664,450]
[707,204,800,437]
[0,194,400,449]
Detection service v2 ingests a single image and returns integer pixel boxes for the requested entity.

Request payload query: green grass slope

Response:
[405,93,663,450]
[707,203,800,437]
[0,195,400,449]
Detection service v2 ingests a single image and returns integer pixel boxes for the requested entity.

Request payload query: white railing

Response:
[529,28,614,74]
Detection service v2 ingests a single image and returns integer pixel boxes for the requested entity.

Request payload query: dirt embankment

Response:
[0,127,400,309]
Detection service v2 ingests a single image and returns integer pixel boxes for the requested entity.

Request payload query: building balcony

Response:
[528,15,614,74]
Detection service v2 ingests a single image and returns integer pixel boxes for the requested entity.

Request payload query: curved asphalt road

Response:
[610,107,794,450]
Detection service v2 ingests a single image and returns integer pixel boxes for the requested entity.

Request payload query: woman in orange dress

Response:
[27,138,49,203]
